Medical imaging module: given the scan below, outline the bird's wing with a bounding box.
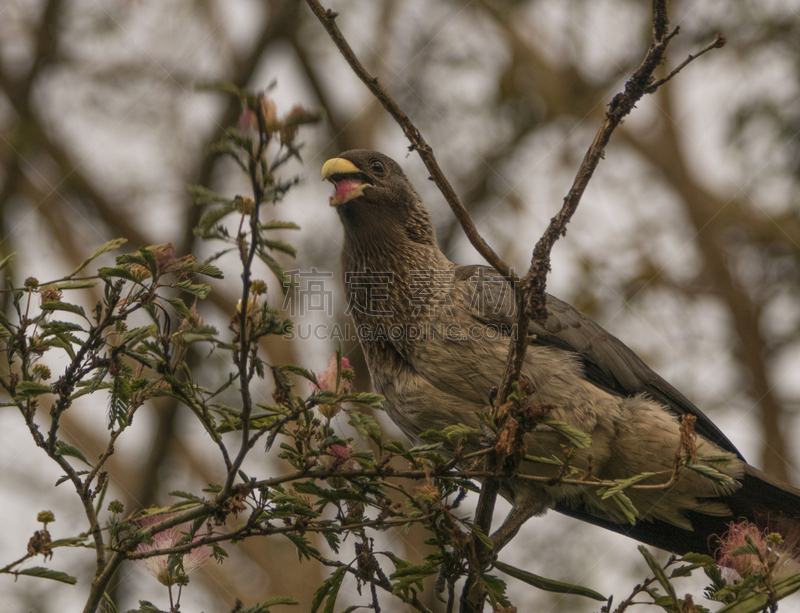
[455,264,743,459]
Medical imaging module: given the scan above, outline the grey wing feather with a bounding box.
[456,265,743,459]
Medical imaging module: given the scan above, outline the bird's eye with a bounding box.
[370,160,385,174]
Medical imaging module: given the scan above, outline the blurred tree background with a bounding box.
[1,0,799,611]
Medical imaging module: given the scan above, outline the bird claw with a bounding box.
[488,386,498,406]
[434,546,454,603]
[478,420,497,447]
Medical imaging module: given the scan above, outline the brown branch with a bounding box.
[466,0,713,610]
[309,550,436,613]
[125,512,438,560]
[304,1,729,611]
[645,33,726,93]
[523,0,676,322]
[304,0,512,281]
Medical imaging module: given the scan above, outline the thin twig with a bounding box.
[308,550,436,613]
[645,33,726,93]
[304,1,728,611]
[304,0,513,282]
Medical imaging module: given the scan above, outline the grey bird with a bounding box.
[321,149,800,556]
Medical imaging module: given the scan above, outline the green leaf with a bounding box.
[102,592,119,613]
[257,251,289,294]
[523,454,564,466]
[310,566,346,613]
[16,566,78,585]
[50,535,90,548]
[14,380,53,400]
[121,325,158,347]
[687,462,734,484]
[482,573,510,607]
[347,409,382,445]
[262,239,297,258]
[168,490,205,504]
[669,564,696,578]
[0,252,16,273]
[180,325,219,344]
[187,184,230,206]
[73,238,128,274]
[731,536,762,558]
[167,297,193,321]
[41,320,85,335]
[261,221,301,231]
[541,418,592,448]
[140,247,158,279]
[697,452,737,466]
[389,559,442,594]
[237,597,299,613]
[716,572,800,613]
[41,301,87,319]
[638,546,679,608]
[56,470,90,486]
[197,202,238,233]
[125,600,163,613]
[194,79,248,97]
[681,552,717,567]
[97,266,141,282]
[54,441,91,466]
[279,364,318,385]
[600,472,657,498]
[181,261,224,278]
[174,279,212,299]
[284,532,320,561]
[420,423,482,443]
[407,443,443,453]
[47,280,99,290]
[595,489,638,524]
[470,524,493,550]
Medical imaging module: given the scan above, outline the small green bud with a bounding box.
[25,277,39,289]
[32,364,51,381]
[108,500,124,514]
[37,510,55,525]
[318,403,341,420]
[250,279,267,295]
[234,195,255,215]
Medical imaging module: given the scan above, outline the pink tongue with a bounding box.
[336,178,361,200]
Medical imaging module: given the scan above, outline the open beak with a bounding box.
[321,158,369,206]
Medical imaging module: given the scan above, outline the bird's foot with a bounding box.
[478,420,497,448]
[490,505,536,553]
[434,546,457,603]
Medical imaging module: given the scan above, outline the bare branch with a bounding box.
[304,0,513,281]
[646,33,727,93]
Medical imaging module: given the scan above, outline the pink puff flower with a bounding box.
[318,442,360,471]
[717,520,800,581]
[312,354,354,419]
[135,514,212,586]
[717,521,770,578]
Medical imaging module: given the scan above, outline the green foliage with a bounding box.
[493,560,606,601]
[3,83,800,613]
[15,566,78,585]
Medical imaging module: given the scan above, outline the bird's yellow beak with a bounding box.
[321,157,368,206]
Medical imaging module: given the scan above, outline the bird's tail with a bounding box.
[726,466,800,547]
[555,465,800,558]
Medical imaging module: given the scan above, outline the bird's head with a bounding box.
[321,150,437,247]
